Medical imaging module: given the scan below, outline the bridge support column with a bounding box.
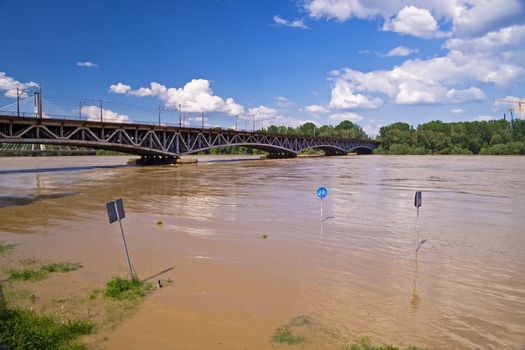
[266,152,297,159]
[136,155,179,165]
[324,150,347,156]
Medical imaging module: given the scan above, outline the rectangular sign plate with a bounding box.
[414,191,422,208]
[106,201,118,223]
[115,198,125,220]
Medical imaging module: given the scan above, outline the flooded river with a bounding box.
[1,155,524,349]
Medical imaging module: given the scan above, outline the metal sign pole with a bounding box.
[416,206,420,251]
[106,199,135,280]
[115,202,134,279]
[414,191,422,251]
[321,197,324,222]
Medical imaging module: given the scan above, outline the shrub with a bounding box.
[104,277,153,300]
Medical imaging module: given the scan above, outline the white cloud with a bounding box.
[305,104,330,114]
[361,121,384,137]
[383,6,448,39]
[108,79,244,116]
[383,46,418,57]
[248,105,278,119]
[451,0,524,38]
[108,82,131,94]
[329,112,363,122]
[303,0,525,38]
[475,115,495,121]
[395,81,447,104]
[446,87,486,103]
[327,24,525,106]
[328,80,383,109]
[445,24,525,54]
[242,104,318,128]
[0,72,38,98]
[305,0,376,21]
[451,108,465,114]
[76,61,98,68]
[128,87,154,97]
[492,95,525,113]
[274,96,294,107]
[81,105,129,123]
[273,15,308,29]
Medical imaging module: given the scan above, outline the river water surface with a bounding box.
[0,155,524,349]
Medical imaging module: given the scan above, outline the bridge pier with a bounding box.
[324,150,348,156]
[266,152,297,159]
[136,155,179,165]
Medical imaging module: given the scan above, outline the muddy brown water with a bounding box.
[0,155,524,349]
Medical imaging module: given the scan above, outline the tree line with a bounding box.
[374,119,525,155]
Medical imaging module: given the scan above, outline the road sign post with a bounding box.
[106,198,135,279]
[414,191,422,251]
[316,187,328,222]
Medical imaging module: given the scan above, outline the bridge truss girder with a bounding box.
[0,115,376,158]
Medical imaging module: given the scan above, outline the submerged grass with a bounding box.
[104,277,153,300]
[272,325,305,345]
[42,262,82,273]
[8,262,82,281]
[0,283,93,350]
[0,242,16,255]
[341,337,421,350]
[0,307,93,350]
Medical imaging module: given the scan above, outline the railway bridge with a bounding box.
[0,113,377,164]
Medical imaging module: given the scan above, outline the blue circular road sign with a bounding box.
[316,187,328,199]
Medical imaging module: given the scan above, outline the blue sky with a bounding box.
[1,0,524,135]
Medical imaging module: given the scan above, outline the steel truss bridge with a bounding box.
[0,114,377,164]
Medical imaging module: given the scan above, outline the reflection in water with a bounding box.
[0,192,77,208]
[411,251,421,310]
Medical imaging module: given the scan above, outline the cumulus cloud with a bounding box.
[328,80,383,109]
[76,61,98,68]
[383,6,448,39]
[475,115,495,121]
[303,0,525,38]
[0,72,38,98]
[248,105,278,119]
[305,104,330,114]
[383,46,419,57]
[273,15,308,29]
[451,108,465,114]
[360,119,384,137]
[108,82,131,94]
[326,24,525,106]
[451,0,524,38]
[305,0,376,21]
[329,112,363,122]
[108,79,244,116]
[446,87,486,103]
[274,96,294,107]
[81,105,129,123]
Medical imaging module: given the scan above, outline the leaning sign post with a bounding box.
[414,191,422,251]
[316,187,328,222]
[106,198,135,279]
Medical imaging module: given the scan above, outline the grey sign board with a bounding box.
[414,191,422,208]
[106,198,125,223]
